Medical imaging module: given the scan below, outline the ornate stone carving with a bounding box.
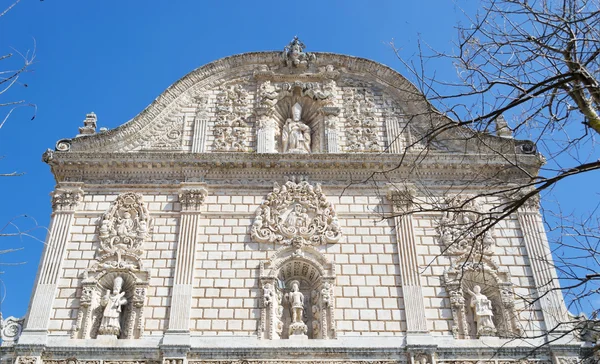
[51,187,83,211]
[98,275,128,336]
[17,357,38,364]
[443,259,522,339]
[466,285,496,336]
[78,112,97,136]
[343,88,382,152]
[282,103,311,154]
[281,36,316,68]
[213,85,250,152]
[437,195,495,258]
[179,188,208,210]
[98,192,152,261]
[251,181,342,247]
[259,246,336,340]
[0,315,24,346]
[387,184,416,213]
[284,280,308,338]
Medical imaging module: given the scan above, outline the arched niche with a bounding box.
[255,80,338,154]
[258,246,336,340]
[443,257,522,339]
[73,255,149,340]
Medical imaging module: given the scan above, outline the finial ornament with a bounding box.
[282,36,316,68]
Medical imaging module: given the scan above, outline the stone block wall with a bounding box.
[44,185,544,339]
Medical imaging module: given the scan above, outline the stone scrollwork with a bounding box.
[0,315,24,346]
[343,88,382,152]
[98,192,152,261]
[213,85,250,152]
[437,195,496,258]
[251,181,342,247]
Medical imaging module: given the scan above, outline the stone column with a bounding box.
[321,107,340,153]
[163,187,207,353]
[20,184,83,346]
[387,186,429,335]
[255,107,278,153]
[516,197,569,333]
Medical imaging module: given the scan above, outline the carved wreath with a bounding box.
[251,181,342,247]
[98,192,152,258]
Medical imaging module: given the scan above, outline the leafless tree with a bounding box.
[373,0,599,360]
[0,0,36,177]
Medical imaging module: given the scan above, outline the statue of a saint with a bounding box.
[284,204,309,229]
[98,276,128,336]
[116,211,135,238]
[466,285,496,336]
[286,281,305,324]
[282,103,311,153]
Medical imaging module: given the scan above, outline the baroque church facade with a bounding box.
[1,39,585,363]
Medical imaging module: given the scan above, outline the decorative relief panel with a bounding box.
[251,181,342,247]
[213,85,251,152]
[98,193,152,262]
[343,88,382,152]
[73,192,151,340]
[437,195,495,258]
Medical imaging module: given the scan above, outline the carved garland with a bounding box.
[251,181,342,247]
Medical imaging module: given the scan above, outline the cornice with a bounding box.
[46,150,541,185]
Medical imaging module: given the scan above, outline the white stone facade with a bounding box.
[3,40,584,364]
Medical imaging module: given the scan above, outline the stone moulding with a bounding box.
[251,180,342,247]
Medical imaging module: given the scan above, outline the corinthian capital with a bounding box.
[386,184,416,213]
[179,188,208,211]
[51,187,84,212]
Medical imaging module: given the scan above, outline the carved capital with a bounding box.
[179,188,208,211]
[51,187,83,211]
[386,184,416,213]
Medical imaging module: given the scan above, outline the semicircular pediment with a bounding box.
[54,39,535,160]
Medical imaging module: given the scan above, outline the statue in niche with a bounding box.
[98,276,128,336]
[284,204,310,229]
[282,103,311,153]
[285,280,307,338]
[466,285,496,336]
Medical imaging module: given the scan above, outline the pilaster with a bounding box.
[164,186,207,351]
[387,185,429,334]
[322,107,340,153]
[516,195,570,334]
[256,107,277,153]
[19,184,83,346]
[385,113,404,154]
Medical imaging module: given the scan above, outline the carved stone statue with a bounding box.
[116,212,136,238]
[282,36,316,68]
[282,103,311,153]
[467,285,496,336]
[98,276,128,337]
[284,204,310,229]
[285,280,307,338]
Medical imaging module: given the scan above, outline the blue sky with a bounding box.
[0,1,596,319]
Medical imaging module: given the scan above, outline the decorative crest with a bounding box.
[98,192,152,260]
[251,181,342,247]
[437,195,495,257]
[282,36,316,68]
